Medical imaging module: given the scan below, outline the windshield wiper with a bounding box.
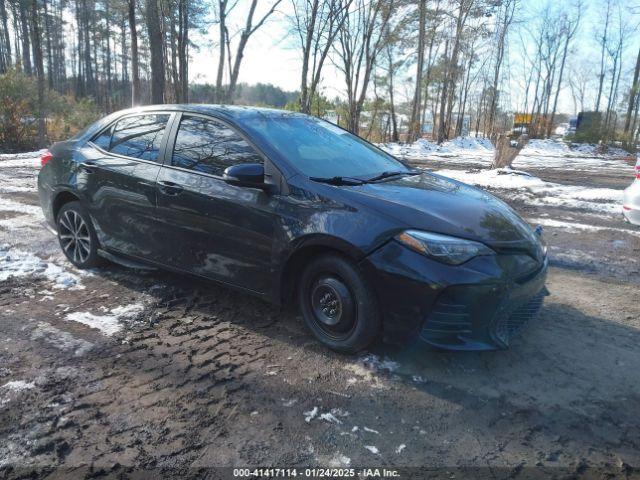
[365,170,420,183]
[309,176,365,186]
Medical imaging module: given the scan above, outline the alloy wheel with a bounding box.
[58,210,92,264]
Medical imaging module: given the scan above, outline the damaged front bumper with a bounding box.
[361,240,549,350]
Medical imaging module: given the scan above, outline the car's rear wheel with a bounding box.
[56,201,104,269]
[298,254,380,353]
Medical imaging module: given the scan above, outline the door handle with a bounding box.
[80,161,97,173]
[158,180,184,196]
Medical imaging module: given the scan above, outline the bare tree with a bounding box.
[486,0,517,136]
[594,0,613,113]
[624,45,640,138]
[291,0,351,114]
[333,0,393,133]
[227,0,282,102]
[547,2,582,137]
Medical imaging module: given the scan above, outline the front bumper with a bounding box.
[361,240,548,350]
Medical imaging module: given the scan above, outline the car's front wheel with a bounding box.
[56,201,104,269]
[298,254,380,353]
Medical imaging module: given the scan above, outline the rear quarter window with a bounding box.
[91,113,170,162]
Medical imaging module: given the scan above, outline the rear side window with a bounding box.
[93,114,170,162]
[171,115,262,176]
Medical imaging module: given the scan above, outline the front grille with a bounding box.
[493,290,546,345]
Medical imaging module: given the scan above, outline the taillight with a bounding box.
[636,166,640,180]
[40,150,53,167]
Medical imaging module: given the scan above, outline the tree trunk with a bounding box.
[170,11,180,102]
[30,0,46,147]
[0,0,11,72]
[594,0,611,113]
[408,0,426,142]
[624,46,640,137]
[19,0,32,75]
[43,0,54,87]
[491,134,528,169]
[215,0,227,102]
[386,46,398,142]
[82,0,94,97]
[178,0,188,102]
[145,0,164,103]
[547,34,570,137]
[299,0,319,114]
[128,0,141,105]
[105,0,112,111]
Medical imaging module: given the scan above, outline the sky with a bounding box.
[185,0,639,115]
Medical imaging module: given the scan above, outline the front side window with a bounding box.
[96,114,170,162]
[172,115,262,176]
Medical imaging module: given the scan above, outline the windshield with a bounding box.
[243,114,409,179]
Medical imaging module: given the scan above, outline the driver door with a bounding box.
[155,113,278,294]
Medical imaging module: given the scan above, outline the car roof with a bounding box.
[112,104,301,123]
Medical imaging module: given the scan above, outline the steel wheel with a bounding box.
[58,209,92,264]
[308,274,356,340]
[298,254,381,353]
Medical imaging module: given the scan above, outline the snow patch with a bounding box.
[435,168,624,216]
[530,217,640,236]
[0,380,36,408]
[0,154,42,168]
[1,380,35,393]
[319,412,342,424]
[0,197,42,216]
[0,245,82,288]
[379,137,633,174]
[316,452,351,468]
[304,406,319,423]
[396,444,406,454]
[66,303,145,336]
[364,445,380,455]
[328,454,351,467]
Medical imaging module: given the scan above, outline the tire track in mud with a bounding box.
[1,285,274,475]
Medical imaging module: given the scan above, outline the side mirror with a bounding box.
[223,163,267,189]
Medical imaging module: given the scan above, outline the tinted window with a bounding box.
[92,125,113,150]
[106,114,170,161]
[243,115,408,179]
[172,116,262,176]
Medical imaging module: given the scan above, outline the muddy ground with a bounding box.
[0,152,639,478]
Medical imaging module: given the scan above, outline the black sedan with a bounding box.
[38,105,548,353]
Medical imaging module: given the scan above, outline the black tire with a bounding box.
[56,201,105,269]
[298,253,380,353]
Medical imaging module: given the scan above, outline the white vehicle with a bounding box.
[623,156,640,225]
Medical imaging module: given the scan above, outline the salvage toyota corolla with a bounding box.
[38,105,548,353]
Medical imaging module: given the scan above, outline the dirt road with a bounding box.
[1,151,639,477]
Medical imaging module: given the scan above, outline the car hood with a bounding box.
[342,172,540,251]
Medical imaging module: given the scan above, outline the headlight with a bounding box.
[395,230,495,265]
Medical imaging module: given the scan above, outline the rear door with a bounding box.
[155,113,278,294]
[78,112,172,259]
